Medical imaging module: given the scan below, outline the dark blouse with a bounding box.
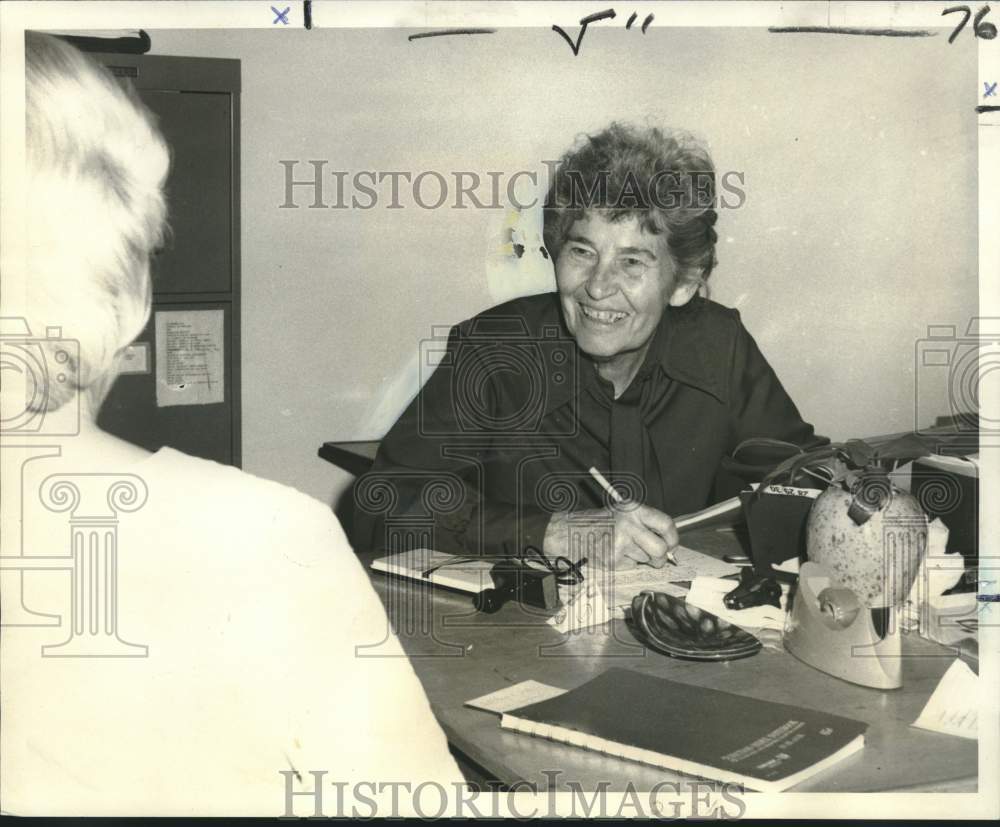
[353,293,826,557]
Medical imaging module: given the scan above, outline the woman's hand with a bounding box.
[543,503,679,569]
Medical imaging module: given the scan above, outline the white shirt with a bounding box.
[1,447,462,816]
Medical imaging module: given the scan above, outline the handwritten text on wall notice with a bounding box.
[154,309,225,407]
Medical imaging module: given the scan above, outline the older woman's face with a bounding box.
[556,212,689,361]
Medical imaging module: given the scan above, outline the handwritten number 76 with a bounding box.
[942,4,997,42]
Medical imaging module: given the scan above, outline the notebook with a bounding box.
[499,668,867,792]
[370,548,495,593]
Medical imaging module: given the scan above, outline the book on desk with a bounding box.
[495,668,868,793]
[370,548,495,593]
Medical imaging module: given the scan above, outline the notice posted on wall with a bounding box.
[154,309,225,407]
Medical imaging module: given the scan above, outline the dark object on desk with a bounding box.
[474,559,560,614]
[943,569,977,595]
[740,485,819,580]
[739,432,942,580]
[716,437,822,499]
[627,591,762,661]
[723,567,783,611]
[500,668,868,792]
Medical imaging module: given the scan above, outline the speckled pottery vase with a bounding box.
[806,484,928,609]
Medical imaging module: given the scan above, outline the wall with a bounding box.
[148,27,978,510]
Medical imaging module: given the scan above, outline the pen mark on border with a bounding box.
[552,8,617,56]
[768,26,936,37]
[976,104,1000,112]
[408,28,497,42]
[303,0,312,30]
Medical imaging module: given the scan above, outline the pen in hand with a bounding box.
[587,466,678,567]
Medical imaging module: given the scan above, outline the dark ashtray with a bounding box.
[626,590,762,661]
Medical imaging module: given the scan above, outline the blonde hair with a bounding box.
[24,32,169,414]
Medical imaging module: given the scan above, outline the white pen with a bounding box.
[588,466,624,504]
[587,466,678,566]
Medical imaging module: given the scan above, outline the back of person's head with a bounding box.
[23,31,169,416]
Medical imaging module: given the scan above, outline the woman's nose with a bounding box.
[585,259,618,300]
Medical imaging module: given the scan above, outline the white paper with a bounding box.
[465,680,567,715]
[773,556,801,575]
[548,579,614,634]
[587,545,741,615]
[902,519,968,642]
[118,342,150,375]
[370,549,494,594]
[912,659,978,740]
[155,310,225,407]
[685,576,789,633]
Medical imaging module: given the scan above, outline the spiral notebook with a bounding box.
[499,668,867,792]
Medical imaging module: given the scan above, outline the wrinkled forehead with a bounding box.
[565,208,669,247]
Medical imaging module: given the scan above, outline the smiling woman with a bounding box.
[547,124,716,397]
[556,212,696,396]
[355,122,827,571]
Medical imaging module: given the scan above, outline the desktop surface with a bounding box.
[358,527,977,793]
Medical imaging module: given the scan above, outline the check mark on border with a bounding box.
[552,9,617,56]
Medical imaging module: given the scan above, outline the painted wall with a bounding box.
[148,27,978,510]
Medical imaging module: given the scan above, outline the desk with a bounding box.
[319,424,976,479]
[320,424,978,482]
[360,527,977,793]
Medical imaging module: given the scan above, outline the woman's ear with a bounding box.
[667,274,702,307]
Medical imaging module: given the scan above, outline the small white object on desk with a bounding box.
[548,579,614,634]
[773,556,800,576]
[465,680,567,715]
[912,659,978,740]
